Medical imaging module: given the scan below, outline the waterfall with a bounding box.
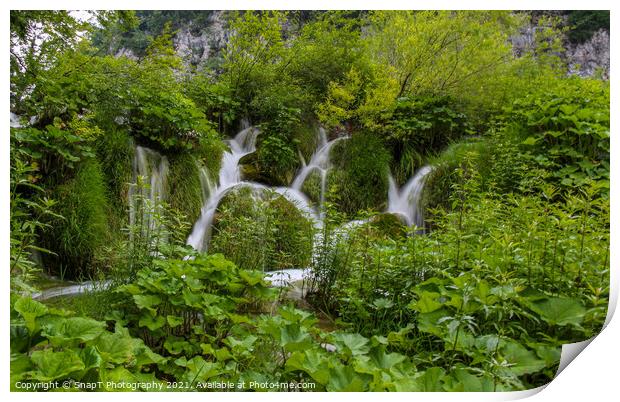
[10,112,21,128]
[291,131,348,219]
[187,126,342,253]
[187,126,260,252]
[387,166,433,229]
[128,146,169,236]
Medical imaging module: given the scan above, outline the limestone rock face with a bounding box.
[173,11,229,68]
[566,29,610,79]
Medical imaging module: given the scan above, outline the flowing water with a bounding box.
[291,130,347,220]
[128,146,169,237]
[187,126,260,251]
[387,165,433,229]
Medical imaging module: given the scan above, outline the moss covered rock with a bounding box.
[167,152,203,229]
[327,132,391,217]
[210,187,315,271]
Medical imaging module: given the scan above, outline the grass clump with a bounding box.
[41,159,110,280]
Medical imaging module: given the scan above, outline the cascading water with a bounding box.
[387,165,433,229]
[10,112,21,128]
[128,146,169,236]
[187,126,260,252]
[187,126,338,253]
[291,129,347,219]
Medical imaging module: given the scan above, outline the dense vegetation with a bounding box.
[10,10,609,392]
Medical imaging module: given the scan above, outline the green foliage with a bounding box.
[10,295,163,391]
[566,11,609,44]
[40,160,110,279]
[328,133,391,216]
[9,10,611,393]
[501,78,609,195]
[167,153,204,228]
[211,188,315,271]
[116,254,275,358]
[386,95,472,183]
[95,129,134,230]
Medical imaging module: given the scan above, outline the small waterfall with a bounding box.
[198,165,216,203]
[387,166,433,229]
[128,146,169,236]
[10,112,22,128]
[187,127,260,252]
[291,130,348,218]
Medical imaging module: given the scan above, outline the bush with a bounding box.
[328,133,391,216]
[166,152,203,229]
[210,187,315,271]
[41,160,110,279]
[501,77,609,196]
[385,96,472,183]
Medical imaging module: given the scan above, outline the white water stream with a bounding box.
[387,165,433,229]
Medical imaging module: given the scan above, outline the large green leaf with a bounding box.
[331,332,370,356]
[279,324,313,352]
[133,294,162,313]
[181,356,221,385]
[95,332,134,364]
[30,349,85,381]
[409,291,443,313]
[327,364,368,391]
[285,349,331,385]
[43,317,106,346]
[415,367,446,391]
[14,297,48,333]
[500,341,547,376]
[524,296,586,326]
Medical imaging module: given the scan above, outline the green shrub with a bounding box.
[10,295,164,391]
[166,152,203,229]
[95,129,134,230]
[41,160,110,279]
[385,95,472,183]
[501,77,609,196]
[210,187,315,271]
[328,133,391,216]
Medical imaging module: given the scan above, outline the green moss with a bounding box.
[41,159,110,279]
[423,139,492,212]
[167,152,203,229]
[195,135,226,183]
[300,170,323,206]
[295,121,322,163]
[345,213,407,242]
[95,129,134,232]
[211,187,315,271]
[328,133,391,217]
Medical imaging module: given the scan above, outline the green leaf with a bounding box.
[95,332,134,364]
[331,332,370,356]
[410,291,443,313]
[166,315,184,328]
[501,341,547,376]
[30,349,85,381]
[14,297,48,333]
[133,294,162,313]
[43,317,106,345]
[139,313,166,330]
[524,297,586,326]
[327,364,368,391]
[285,349,330,385]
[416,367,446,391]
